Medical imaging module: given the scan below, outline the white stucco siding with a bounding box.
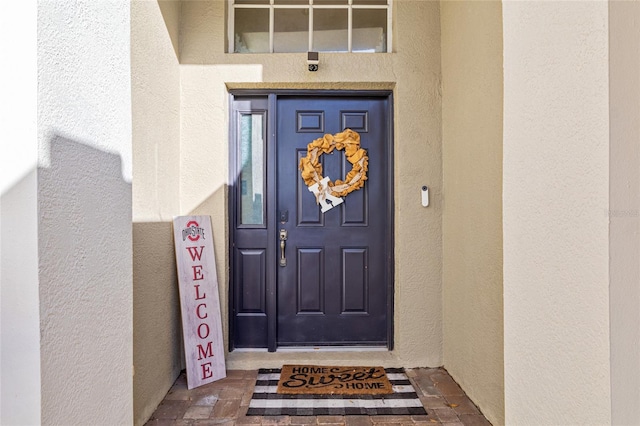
[37,1,133,424]
[503,1,611,424]
[0,3,40,424]
[37,0,133,182]
[133,0,181,222]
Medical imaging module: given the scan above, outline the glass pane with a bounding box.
[235,0,269,4]
[352,8,387,52]
[274,0,309,4]
[313,9,347,52]
[352,0,387,5]
[239,114,265,225]
[274,9,309,53]
[235,8,270,53]
[313,0,348,5]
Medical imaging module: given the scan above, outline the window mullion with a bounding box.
[309,2,313,52]
[387,0,392,52]
[348,0,353,52]
[269,0,274,53]
[228,0,234,52]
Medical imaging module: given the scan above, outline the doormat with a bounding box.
[247,368,427,416]
[277,365,393,395]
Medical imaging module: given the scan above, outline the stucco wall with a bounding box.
[133,0,182,222]
[503,2,611,424]
[178,0,443,368]
[37,1,133,424]
[609,1,640,424]
[131,1,183,425]
[440,2,504,424]
[0,169,40,426]
[0,3,40,423]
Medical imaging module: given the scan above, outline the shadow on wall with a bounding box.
[132,185,227,426]
[37,134,133,424]
[157,0,181,60]
[132,221,182,426]
[0,166,39,426]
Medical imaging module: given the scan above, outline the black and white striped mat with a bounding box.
[246,368,427,416]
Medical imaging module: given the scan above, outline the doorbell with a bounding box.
[421,185,429,207]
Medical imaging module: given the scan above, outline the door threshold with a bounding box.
[276,346,388,353]
[232,346,389,353]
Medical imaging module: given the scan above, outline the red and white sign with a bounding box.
[173,215,226,389]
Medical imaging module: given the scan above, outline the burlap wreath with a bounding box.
[298,129,368,200]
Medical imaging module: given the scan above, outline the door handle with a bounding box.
[279,229,288,267]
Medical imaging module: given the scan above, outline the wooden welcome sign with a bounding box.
[173,216,226,389]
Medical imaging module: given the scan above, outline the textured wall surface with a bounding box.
[609,1,640,424]
[132,222,182,426]
[503,2,611,424]
[37,1,133,424]
[440,2,504,424]
[0,170,40,426]
[131,1,183,424]
[133,0,181,222]
[178,0,443,369]
[0,1,41,424]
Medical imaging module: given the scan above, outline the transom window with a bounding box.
[230,0,392,53]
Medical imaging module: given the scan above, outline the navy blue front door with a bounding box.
[230,92,393,350]
[276,95,391,346]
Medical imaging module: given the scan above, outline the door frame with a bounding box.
[228,89,395,352]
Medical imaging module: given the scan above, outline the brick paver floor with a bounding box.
[145,368,492,425]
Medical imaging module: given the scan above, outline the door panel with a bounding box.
[296,149,324,226]
[297,248,325,312]
[230,92,392,350]
[342,248,368,313]
[276,96,390,346]
[236,249,266,313]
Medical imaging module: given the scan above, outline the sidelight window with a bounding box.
[230,0,392,53]
[238,112,266,226]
